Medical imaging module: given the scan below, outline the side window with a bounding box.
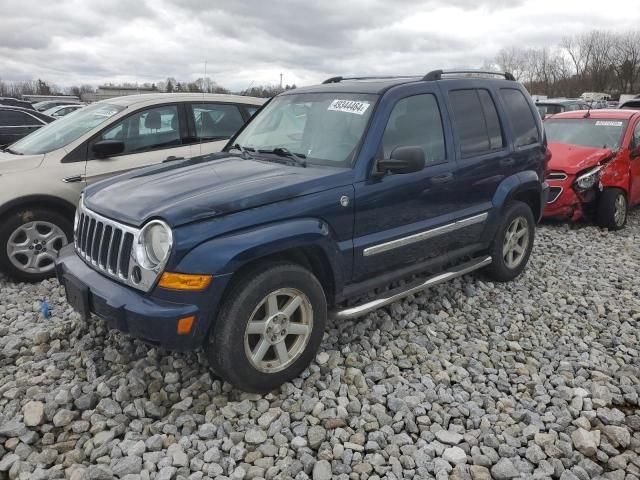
[379,93,446,166]
[449,89,504,157]
[246,106,259,117]
[190,103,245,140]
[633,122,640,148]
[98,105,181,154]
[478,90,504,150]
[0,111,40,126]
[500,88,540,147]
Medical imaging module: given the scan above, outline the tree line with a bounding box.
[0,76,296,100]
[494,29,640,98]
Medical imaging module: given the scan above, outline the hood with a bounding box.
[84,154,352,227]
[547,142,614,175]
[0,151,45,174]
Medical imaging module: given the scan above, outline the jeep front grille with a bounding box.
[74,202,159,292]
[75,206,136,280]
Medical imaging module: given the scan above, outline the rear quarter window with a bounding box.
[500,88,539,148]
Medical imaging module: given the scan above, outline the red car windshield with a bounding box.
[545,118,628,150]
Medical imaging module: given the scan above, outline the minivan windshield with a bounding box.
[545,118,628,150]
[9,103,125,155]
[232,92,378,167]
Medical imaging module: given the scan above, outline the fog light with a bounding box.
[177,315,195,335]
[158,272,212,291]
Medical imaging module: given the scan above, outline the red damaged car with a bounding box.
[543,109,640,230]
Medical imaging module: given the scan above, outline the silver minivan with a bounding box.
[0,93,265,281]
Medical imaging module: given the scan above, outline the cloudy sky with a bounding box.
[1,0,639,90]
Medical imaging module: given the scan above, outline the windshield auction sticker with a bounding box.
[328,99,370,115]
[595,121,623,126]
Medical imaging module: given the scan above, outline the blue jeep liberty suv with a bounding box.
[56,70,549,392]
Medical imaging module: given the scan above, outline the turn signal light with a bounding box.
[158,272,212,291]
[177,315,195,335]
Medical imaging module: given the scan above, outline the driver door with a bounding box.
[629,120,640,205]
[84,104,191,185]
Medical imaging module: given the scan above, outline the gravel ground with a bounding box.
[0,211,639,480]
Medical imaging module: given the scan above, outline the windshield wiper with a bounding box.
[258,147,307,167]
[231,143,255,160]
[3,147,22,155]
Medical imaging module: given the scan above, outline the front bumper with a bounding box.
[543,177,595,222]
[55,244,230,351]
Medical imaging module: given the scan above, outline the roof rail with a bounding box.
[423,69,516,81]
[321,75,420,84]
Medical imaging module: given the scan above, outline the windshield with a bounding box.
[545,119,628,150]
[9,103,125,155]
[232,92,377,167]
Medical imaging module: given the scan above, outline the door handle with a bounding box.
[500,158,515,166]
[63,175,83,183]
[431,173,454,184]
[163,156,184,163]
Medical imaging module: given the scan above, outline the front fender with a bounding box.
[173,217,345,292]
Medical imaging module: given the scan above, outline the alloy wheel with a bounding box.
[6,221,68,274]
[614,193,627,227]
[502,216,529,269]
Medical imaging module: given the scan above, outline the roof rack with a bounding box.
[423,69,516,81]
[321,75,420,84]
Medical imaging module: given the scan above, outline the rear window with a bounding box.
[449,89,503,157]
[500,89,539,147]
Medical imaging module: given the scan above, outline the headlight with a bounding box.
[135,220,173,270]
[574,166,602,190]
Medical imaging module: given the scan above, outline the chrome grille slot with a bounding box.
[73,201,162,291]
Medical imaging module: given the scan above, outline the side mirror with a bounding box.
[92,140,124,159]
[377,146,426,175]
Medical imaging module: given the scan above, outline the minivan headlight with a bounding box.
[135,220,173,270]
[574,166,602,190]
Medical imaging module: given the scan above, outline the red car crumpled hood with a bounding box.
[547,142,613,175]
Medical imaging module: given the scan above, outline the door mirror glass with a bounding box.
[378,146,425,174]
[92,139,125,158]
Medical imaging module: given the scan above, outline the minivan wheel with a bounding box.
[597,188,627,230]
[206,263,327,392]
[0,208,72,282]
[484,201,535,282]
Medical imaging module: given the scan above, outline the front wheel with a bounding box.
[206,263,327,392]
[484,201,535,282]
[0,208,72,282]
[597,188,627,230]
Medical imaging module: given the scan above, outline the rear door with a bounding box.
[353,86,467,281]
[185,103,247,157]
[84,103,192,185]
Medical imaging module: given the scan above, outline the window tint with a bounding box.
[0,111,39,126]
[500,88,539,147]
[190,103,244,140]
[379,94,446,166]
[98,105,181,155]
[449,89,503,157]
[478,90,503,150]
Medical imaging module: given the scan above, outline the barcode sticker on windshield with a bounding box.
[595,121,623,126]
[328,99,370,115]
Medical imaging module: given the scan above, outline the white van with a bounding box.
[0,93,264,281]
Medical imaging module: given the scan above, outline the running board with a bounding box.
[333,256,492,320]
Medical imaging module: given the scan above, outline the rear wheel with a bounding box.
[206,263,327,392]
[0,208,72,282]
[597,188,627,230]
[484,201,535,282]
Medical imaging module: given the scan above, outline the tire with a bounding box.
[597,188,627,230]
[484,201,535,282]
[0,207,73,282]
[206,263,327,392]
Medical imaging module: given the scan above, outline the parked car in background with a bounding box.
[543,109,640,229]
[536,98,590,118]
[42,104,85,118]
[620,99,640,110]
[0,106,54,148]
[56,70,548,392]
[0,93,265,281]
[32,99,82,112]
[0,97,35,110]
